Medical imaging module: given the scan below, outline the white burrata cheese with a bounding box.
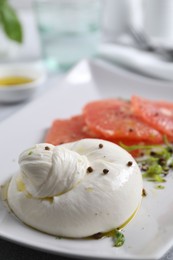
[7,139,143,238]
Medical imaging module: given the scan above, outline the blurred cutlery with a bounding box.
[128,26,173,61]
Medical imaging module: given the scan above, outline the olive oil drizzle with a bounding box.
[0,76,33,86]
[91,205,140,247]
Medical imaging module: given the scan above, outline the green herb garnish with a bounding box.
[142,164,166,183]
[120,136,173,184]
[55,236,63,239]
[113,230,125,247]
[155,185,165,190]
[92,229,125,247]
[120,142,161,152]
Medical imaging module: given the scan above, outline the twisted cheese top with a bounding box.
[19,143,89,198]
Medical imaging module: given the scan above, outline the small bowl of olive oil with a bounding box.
[0,63,46,103]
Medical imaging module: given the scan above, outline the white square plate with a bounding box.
[0,59,173,259]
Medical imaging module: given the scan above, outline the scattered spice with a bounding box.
[140,152,144,157]
[142,188,147,197]
[163,166,169,172]
[150,151,157,156]
[121,136,173,184]
[98,143,103,149]
[92,232,103,239]
[168,163,173,168]
[103,169,109,175]
[127,161,133,167]
[28,151,33,155]
[167,147,173,154]
[128,128,133,132]
[45,146,50,150]
[141,165,148,171]
[87,166,93,173]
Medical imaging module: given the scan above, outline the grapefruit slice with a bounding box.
[83,99,163,143]
[45,115,94,145]
[131,96,173,140]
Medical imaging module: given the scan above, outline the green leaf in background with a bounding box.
[0,0,23,43]
[0,0,7,5]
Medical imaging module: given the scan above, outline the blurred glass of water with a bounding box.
[34,0,101,73]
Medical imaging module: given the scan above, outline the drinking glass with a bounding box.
[34,0,101,73]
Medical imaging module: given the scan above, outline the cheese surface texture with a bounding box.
[7,139,143,238]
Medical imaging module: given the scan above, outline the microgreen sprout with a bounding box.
[113,230,125,247]
[120,136,173,183]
